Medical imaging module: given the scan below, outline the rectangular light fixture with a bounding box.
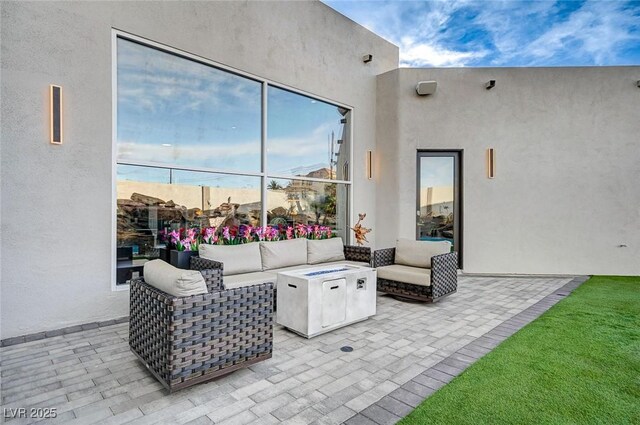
[366,150,373,180]
[487,148,495,178]
[50,84,63,144]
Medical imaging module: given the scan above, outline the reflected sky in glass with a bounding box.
[116,38,261,173]
[267,87,348,179]
[420,156,454,187]
[116,38,351,185]
[117,164,170,184]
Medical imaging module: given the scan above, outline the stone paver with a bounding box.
[0,276,581,424]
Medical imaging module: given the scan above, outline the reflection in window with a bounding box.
[266,178,348,241]
[116,165,261,262]
[267,86,350,180]
[116,38,261,173]
[115,37,353,284]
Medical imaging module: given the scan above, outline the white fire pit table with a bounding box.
[276,265,377,338]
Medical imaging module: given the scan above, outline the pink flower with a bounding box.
[169,230,181,244]
[286,226,293,240]
[203,227,216,244]
[222,227,230,241]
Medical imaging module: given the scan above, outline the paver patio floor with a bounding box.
[0,276,572,425]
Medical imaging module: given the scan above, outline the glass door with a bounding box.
[417,151,462,265]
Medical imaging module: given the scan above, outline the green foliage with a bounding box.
[401,276,640,425]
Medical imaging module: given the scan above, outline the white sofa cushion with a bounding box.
[260,238,307,270]
[377,264,431,287]
[307,237,346,264]
[199,243,262,276]
[394,239,451,269]
[223,271,277,290]
[143,259,208,297]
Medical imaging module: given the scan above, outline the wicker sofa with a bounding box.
[373,239,458,302]
[196,238,371,291]
[129,258,273,392]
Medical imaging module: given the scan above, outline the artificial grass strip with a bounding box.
[400,276,640,425]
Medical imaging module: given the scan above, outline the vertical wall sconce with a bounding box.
[50,84,63,144]
[366,150,373,180]
[487,148,495,178]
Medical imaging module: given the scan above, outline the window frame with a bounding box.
[111,30,353,290]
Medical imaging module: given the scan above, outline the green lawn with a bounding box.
[400,276,640,425]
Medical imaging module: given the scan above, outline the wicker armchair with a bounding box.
[373,248,457,302]
[344,244,372,265]
[129,257,274,392]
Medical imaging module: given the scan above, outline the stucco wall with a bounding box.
[376,67,640,275]
[0,1,398,339]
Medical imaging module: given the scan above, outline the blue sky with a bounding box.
[324,0,640,67]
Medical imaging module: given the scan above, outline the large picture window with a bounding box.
[114,34,352,285]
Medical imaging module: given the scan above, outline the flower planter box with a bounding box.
[169,250,198,269]
[158,247,170,263]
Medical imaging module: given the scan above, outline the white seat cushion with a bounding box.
[260,238,307,270]
[143,259,208,297]
[376,264,431,287]
[307,238,346,264]
[199,243,262,276]
[223,271,277,290]
[395,239,451,269]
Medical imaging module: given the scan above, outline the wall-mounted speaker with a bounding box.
[50,85,63,144]
[416,81,437,96]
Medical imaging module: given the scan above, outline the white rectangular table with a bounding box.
[276,265,377,338]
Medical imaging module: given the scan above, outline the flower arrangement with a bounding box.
[160,224,335,251]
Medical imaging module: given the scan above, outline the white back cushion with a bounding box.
[260,238,307,270]
[307,237,345,264]
[143,259,208,297]
[394,239,451,269]
[199,243,262,276]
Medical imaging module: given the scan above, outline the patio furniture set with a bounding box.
[129,238,458,392]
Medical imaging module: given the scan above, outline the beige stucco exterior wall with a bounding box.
[376,67,640,275]
[0,1,398,339]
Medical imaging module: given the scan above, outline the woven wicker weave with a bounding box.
[344,245,372,264]
[129,272,273,391]
[373,248,457,302]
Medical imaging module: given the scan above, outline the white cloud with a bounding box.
[526,2,640,65]
[399,37,487,67]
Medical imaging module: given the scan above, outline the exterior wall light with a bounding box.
[363,54,373,63]
[366,150,373,180]
[487,148,495,178]
[50,84,63,144]
[486,80,496,90]
[637,80,640,88]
